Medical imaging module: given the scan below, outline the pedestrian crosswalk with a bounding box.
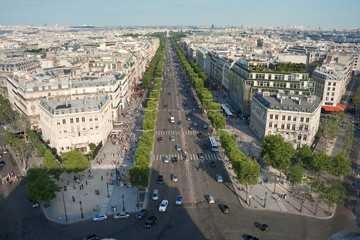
[155,130,208,135]
[152,153,219,161]
[158,109,189,112]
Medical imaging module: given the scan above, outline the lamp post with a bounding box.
[61,188,68,222]
[106,182,110,198]
[122,194,125,212]
[264,191,267,208]
[79,201,84,218]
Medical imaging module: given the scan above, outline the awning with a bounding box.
[322,104,345,112]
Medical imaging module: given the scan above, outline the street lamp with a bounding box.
[122,194,125,212]
[79,201,84,218]
[106,182,110,198]
[61,188,68,222]
[264,191,267,208]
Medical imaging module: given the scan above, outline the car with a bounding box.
[170,117,175,123]
[114,121,123,126]
[197,132,203,138]
[163,155,169,163]
[206,195,215,204]
[83,234,100,240]
[32,201,40,208]
[202,143,209,150]
[170,136,175,141]
[92,214,107,222]
[193,122,198,127]
[216,174,223,183]
[197,153,204,159]
[171,156,178,163]
[113,212,130,220]
[144,215,157,228]
[210,161,216,168]
[203,124,208,129]
[171,174,178,182]
[220,204,229,214]
[0,160,5,167]
[159,200,169,212]
[175,144,181,151]
[186,117,191,121]
[157,175,164,184]
[175,195,183,205]
[152,189,159,200]
[178,121,182,125]
[259,223,269,232]
[157,137,163,142]
[188,126,194,130]
[245,235,260,240]
[136,209,148,219]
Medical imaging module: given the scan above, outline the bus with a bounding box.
[209,136,219,152]
[220,104,234,117]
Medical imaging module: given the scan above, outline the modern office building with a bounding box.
[250,92,322,148]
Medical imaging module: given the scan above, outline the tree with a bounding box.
[237,159,260,204]
[296,145,313,166]
[327,152,352,177]
[285,162,305,193]
[320,179,347,214]
[43,149,60,169]
[61,150,90,173]
[23,167,58,204]
[319,118,340,150]
[331,111,345,124]
[308,151,329,174]
[261,134,295,193]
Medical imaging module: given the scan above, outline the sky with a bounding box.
[0,0,359,29]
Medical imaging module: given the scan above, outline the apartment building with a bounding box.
[250,92,322,148]
[39,94,112,154]
[312,52,353,111]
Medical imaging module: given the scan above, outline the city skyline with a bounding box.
[0,0,359,29]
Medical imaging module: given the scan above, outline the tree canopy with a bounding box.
[61,150,90,173]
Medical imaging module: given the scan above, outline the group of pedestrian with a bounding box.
[1,170,19,184]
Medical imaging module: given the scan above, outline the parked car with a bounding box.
[83,234,100,240]
[206,195,215,204]
[32,201,40,208]
[136,209,148,219]
[203,124,208,129]
[157,137,163,142]
[144,215,157,228]
[178,121,182,125]
[245,235,260,240]
[92,214,107,222]
[197,153,204,159]
[170,136,175,141]
[157,175,164,184]
[171,174,178,182]
[113,212,130,220]
[186,117,191,121]
[159,200,169,212]
[210,161,216,168]
[152,189,159,201]
[216,174,223,183]
[259,223,269,232]
[171,156,178,163]
[188,126,194,130]
[197,132,203,138]
[175,144,181,151]
[219,204,229,214]
[202,143,209,150]
[163,155,169,163]
[0,160,6,167]
[193,122,198,127]
[175,195,183,206]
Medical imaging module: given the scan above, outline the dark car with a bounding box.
[144,215,157,228]
[220,204,229,214]
[197,132,203,138]
[157,137,163,142]
[0,160,5,167]
[245,235,260,240]
[202,144,209,150]
[83,234,100,240]
[136,209,148,219]
[210,161,216,168]
[157,175,164,184]
[259,223,269,232]
[178,121,182,126]
[171,157,178,163]
[197,153,204,159]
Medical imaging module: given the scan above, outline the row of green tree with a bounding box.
[170,32,226,129]
[261,134,351,213]
[129,32,166,187]
[219,130,260,203]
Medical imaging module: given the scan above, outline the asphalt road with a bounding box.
[0,38,359,240]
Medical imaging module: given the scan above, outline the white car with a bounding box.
[171,174,178,182]
[206,195,215,204]
[163,155,169,163]
[175,195,182,206]
[159,200,169,212]
[93,213,107,222]
[216,174,223,183]
[152,189,159,201]
[203,124,208,129]
[170,136,175,141]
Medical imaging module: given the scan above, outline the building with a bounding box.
[312,52,353,111]
[39,94,112,154]
[250,92,322,148]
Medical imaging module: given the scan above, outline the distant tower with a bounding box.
[211,24,214,29]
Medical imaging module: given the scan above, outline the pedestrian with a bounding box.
[86,181,88,185]
[72,196,75,202]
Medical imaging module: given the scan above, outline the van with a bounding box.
[170,117,175,123]
[114,121,123,126]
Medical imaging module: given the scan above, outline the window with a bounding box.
[70,118,74,123]
[326,92,329,96]
[82,117,85,122]
[270,114,273,120]
[328,82,331,86]
[332,92,335,96]
[306,118,309,123]
[275,115,278,120]
[332,88,335,91]
[57,121,60,125]
[269,122,273,128]
[327,87,330,90]
[274,124,278,128]
[89,117,93,121]
[281,124,285,129]
[282,116,286,120]
[298,135,302,140]
[62,119,66,124]
[333,82,336,86]
[287,124,290,130]
[305,125,309,130]
[299,125,303,130]
[293,117,296,121]
[76,118,79,123]
[288,116,291,121]
[300,117,304,122]
[304,135,307,141]
[95,116,98,121]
